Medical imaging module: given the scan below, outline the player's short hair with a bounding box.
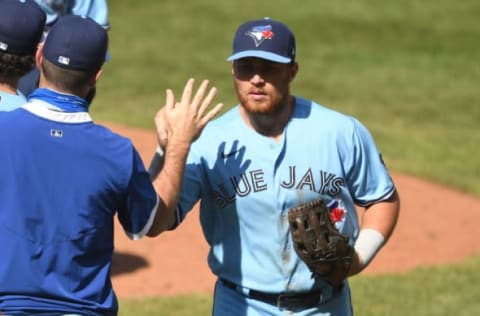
[0,51,35,82]
[40,58,97,96]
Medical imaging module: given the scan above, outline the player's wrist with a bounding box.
[354,228,385,270]
[165,138,191,154]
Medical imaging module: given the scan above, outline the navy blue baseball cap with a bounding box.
[43,15,108,71]
[227,18,296,64]
[0,0,46,55]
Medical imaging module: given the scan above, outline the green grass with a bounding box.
[93,0,480,196]
[350,255,480,316]
[118,255,480,316]
[118,294,212,316]
[96,1,480,314]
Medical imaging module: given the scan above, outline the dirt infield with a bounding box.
[106,123,480,299]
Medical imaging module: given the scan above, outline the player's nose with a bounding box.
[250,73,265,85]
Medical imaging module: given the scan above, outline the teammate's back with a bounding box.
[0,15,157,316]
[0,104,148,315]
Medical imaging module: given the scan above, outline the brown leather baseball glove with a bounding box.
[288,198,355,286]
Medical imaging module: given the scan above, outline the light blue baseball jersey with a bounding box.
[0,90,159,315]
[0,90,26,111]
[178,96,396,314]
[34,0,109,27]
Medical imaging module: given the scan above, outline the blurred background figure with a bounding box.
[34,0,109,29]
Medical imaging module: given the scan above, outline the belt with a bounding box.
[220,279,336,309]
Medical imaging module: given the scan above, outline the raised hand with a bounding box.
[155,78,223,149]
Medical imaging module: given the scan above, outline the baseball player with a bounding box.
[33,0,109,28]
[0,15,222,315]
[18,0,110,98]
[150,18,400,315]
[0,0,46,111]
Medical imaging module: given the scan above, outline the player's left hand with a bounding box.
[288,199,356,288]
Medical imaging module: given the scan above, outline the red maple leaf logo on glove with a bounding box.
[330,207,345,223]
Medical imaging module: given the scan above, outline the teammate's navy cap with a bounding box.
[227,17,296,64]
[0,0,46,55]
[43,15,108,71]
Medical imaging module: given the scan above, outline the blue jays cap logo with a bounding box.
[245,25,274,47]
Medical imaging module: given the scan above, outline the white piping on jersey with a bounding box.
[21,99,93,123]
[126,194,160,240]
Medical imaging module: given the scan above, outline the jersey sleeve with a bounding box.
[117,148,159,240]
[71,0,109,28]
[344,118,396,206]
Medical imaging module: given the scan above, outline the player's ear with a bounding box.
[87,68,103,89]
[289,62,299,82]
[35,44,44,68]
[94,68,104,82]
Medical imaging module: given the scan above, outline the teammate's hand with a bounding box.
[155,78,223,148]
[154,107,169,150]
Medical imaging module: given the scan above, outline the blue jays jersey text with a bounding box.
[178,97,395,293]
